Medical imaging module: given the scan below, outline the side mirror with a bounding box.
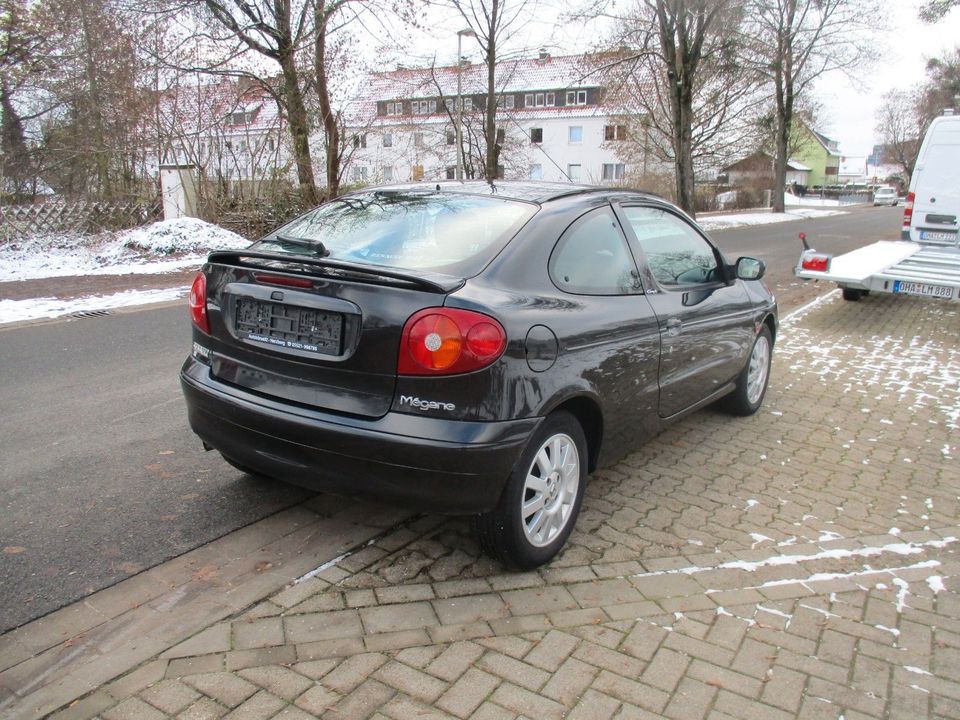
[736,257,765,281]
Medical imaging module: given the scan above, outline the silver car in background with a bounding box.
[873,187,898,206]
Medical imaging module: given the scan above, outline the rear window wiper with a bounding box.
[270,233,330,258]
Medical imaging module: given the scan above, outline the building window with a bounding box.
[351,166,368,182]
[567,164,581,181]
[604,125,627,141]
[503,95,515,110]
[383,132,393,148]
[463,97,472,112]
[446,166,456,179]
[414,132,424,147]
[546,92,555,106]
[429,99,437,113]
[353,133,367,149]
[530,127,543,144]
[530,163,542,180]
[566,90,587,106]
[524,93,534,107]
[383,166,393,182]
[496,127,505,143]
[568,126,583,144]
[446,130,455,146]
[602,163,626,180]
[413,164,424,181]
[385,101,402,115]
[535,93,545,107]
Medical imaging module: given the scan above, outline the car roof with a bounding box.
[351,180,662,205]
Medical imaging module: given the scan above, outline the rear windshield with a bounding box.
[254,190,537,277]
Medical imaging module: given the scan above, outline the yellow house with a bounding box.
[792,123,842,187]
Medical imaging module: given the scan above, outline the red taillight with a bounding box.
[801,253,830,272]
[399,308,507,375]
[902,191,915,228]
[189,272,210,334]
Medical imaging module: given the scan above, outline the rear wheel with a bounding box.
[721,326,772,416]
[474,411,587,569]
[842,287,864,301]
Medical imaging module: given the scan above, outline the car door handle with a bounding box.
[666,318,682,336]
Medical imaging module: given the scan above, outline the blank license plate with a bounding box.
[235,298,343,354]
[892,280,954,299]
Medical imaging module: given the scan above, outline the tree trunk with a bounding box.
[278,52,318,206]
[315,7,340,199]
[0,79,34,202]
[484,0,499,180]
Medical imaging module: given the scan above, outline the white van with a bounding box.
[903,113,960,246]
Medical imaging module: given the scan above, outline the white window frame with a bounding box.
[567,164,582,182]
[602,163,626,180]
[463,97,472,111]
[535,93,545,107]
[383,166,393,182]
[530,163,542,180]
[568,126,583,144]
[546,92,555,106]
[524,93,534,107]
[414,132,424,147]
[503,95,515,109]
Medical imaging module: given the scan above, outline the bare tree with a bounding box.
[920,0,959,22]
[0,0,43,200]
[439,0,536,180]
[188,0,319,205]
[597,1,757,215]
[743,0,881,212]
[874,89,921,183]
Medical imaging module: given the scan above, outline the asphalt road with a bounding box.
[0,205,904,632]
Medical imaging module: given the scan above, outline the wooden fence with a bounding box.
[0,200,162,242]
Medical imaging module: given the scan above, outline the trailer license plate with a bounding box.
[892,280,953,299]
[919,230,956,242]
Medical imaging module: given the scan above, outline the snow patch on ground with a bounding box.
[778,294,960,430]
[0,217,248,283]
[698,207,845,231]
[0,287,191,324]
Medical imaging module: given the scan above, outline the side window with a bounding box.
[549,208,638,295]
[622,206,720,287]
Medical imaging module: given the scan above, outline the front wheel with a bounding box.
[721,326,772,416]
[474,411,587,569]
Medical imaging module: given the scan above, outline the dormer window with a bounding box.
[566,90,587,106]
[227,103,260,126]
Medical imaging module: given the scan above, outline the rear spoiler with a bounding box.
[206,250,465,294]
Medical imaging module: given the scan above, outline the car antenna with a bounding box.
[799,232,812,251]
[436,183,441,192]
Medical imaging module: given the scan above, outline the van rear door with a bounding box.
[910,117,960,247]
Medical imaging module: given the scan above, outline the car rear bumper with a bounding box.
[180,357,538,513]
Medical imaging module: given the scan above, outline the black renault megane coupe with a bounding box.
[181,181,777,568]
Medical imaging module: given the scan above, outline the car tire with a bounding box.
[842,287,864,301]
[474,411,587,570]
[720,326,772,417]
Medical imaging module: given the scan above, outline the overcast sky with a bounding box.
[386,0,959,160]
[813,0,960,158]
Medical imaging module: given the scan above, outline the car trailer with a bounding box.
[795,234,960,302]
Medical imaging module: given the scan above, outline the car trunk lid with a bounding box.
[203,251,463,419]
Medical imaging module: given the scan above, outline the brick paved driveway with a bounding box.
[43,292,960,719]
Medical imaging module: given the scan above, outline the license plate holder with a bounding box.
[235,298,343,355]
[892,280,954,299]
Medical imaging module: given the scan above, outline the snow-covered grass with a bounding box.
[785,194,842,207]
[698,207,844,231]
[0,217,249,283]
[0,287,191,325]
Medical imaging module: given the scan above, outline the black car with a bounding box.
[181,182,777,568]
